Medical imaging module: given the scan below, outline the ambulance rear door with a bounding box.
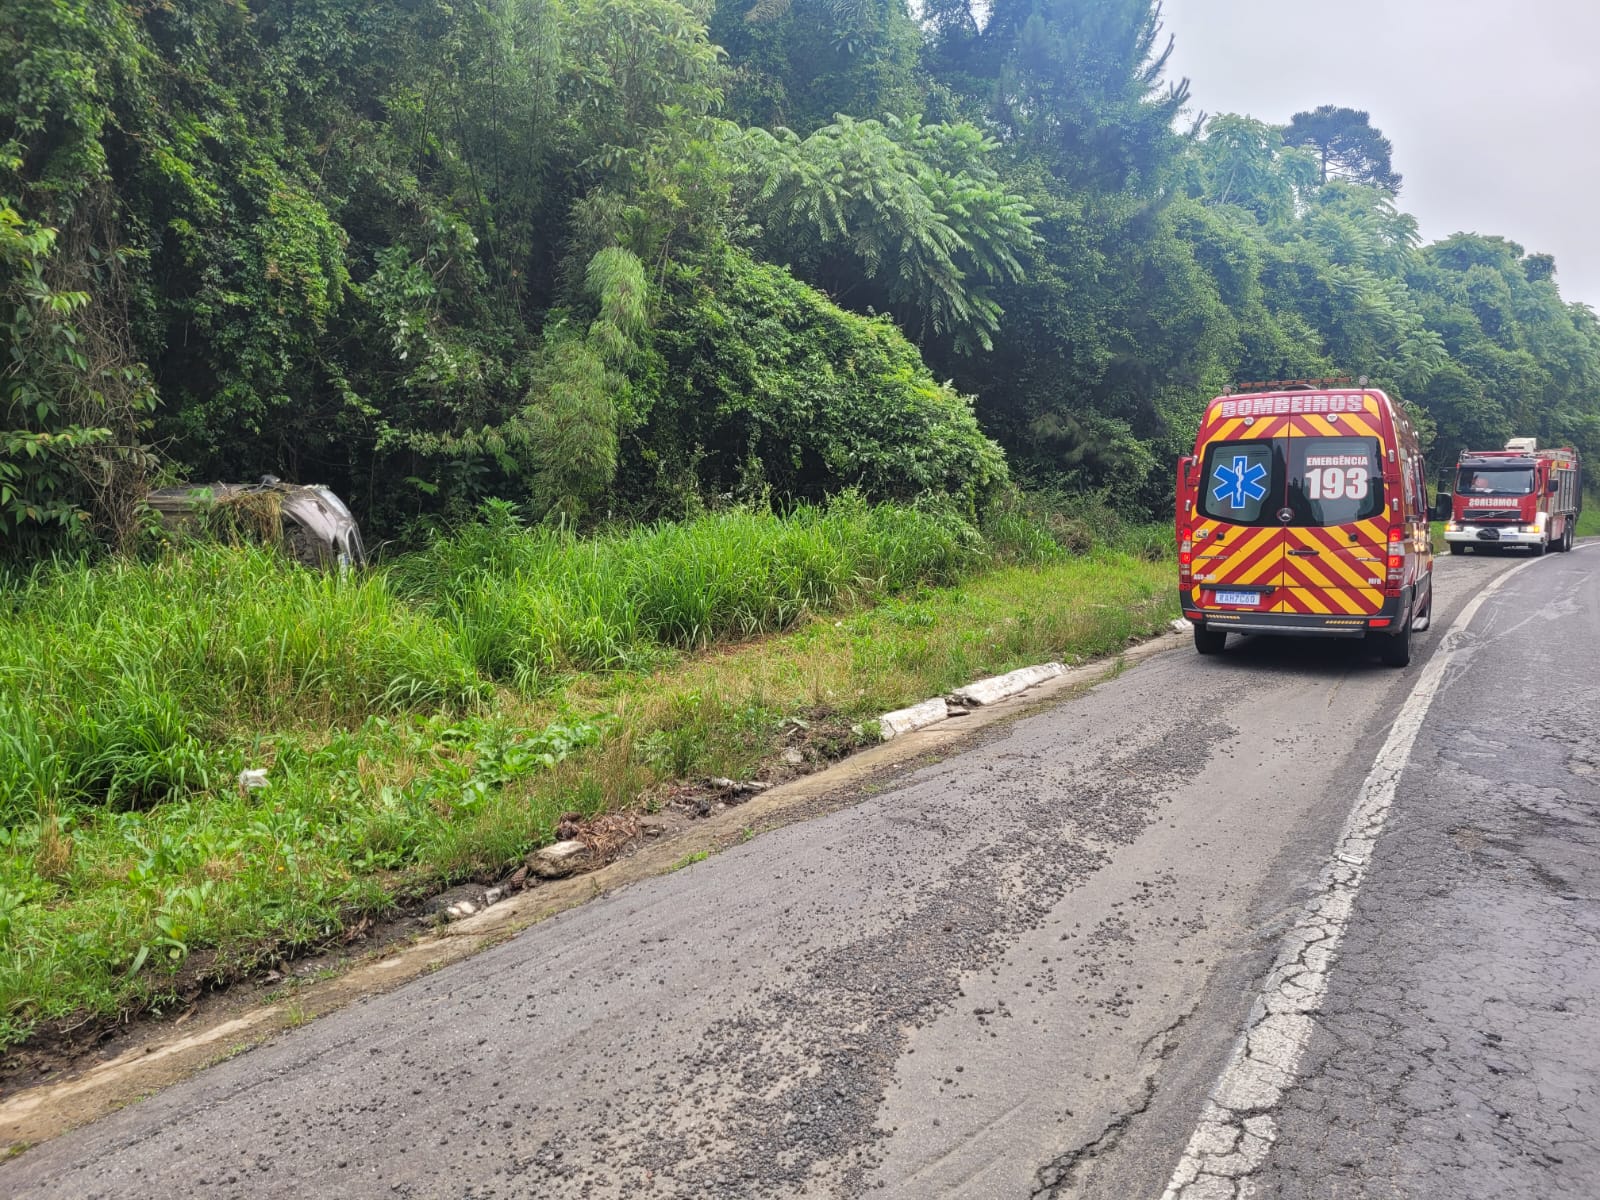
[1278,429,1389,617]
[1190,438,1286,615]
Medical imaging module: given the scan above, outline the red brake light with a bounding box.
[1384,527,1405,595]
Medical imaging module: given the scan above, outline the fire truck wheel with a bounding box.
[1448,543,1465,555]
[1531,535,1547,557]
[1193,625,1227,656]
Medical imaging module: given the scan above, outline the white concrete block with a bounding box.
[878,697,950,740]
[950,662,1066,707]
[531,839,593,879]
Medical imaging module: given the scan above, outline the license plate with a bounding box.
[1215,591,1260,606]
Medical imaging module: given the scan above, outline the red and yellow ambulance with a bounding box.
[1175,381,1434,667]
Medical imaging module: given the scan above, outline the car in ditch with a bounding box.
[147,477,367,569]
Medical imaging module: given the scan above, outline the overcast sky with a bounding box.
[1158,0,1600,310]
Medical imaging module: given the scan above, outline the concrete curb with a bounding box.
[878,697,950,739]
[878,659,1071,739]
[951,662,1067,707]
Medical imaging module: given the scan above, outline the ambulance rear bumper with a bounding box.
[1179,589,1410,640]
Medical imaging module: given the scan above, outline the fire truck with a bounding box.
[1442,439,1582,556]
[1176,380,1434,667]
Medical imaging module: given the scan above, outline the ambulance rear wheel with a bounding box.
[1376,618,1412,668]
[1194,625,1227,656]
[1376,611,1414,668]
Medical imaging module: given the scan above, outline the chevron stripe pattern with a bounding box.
[1192,391,1394,618]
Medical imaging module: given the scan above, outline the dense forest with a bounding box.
[4,0,1599,551]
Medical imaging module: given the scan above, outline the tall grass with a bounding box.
[0,494,1176,1050]
[1578,492,1600,539]
[390,497,983,685]
[0,546,485,826]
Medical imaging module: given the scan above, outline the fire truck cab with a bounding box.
[1442,440,1582,555]
[1176,381,1434,667]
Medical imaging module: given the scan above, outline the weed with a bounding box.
[33,806,73,881]
[669,849,711,872]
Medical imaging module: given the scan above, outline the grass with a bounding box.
[669,850,711,872]
[0,497,1175,1051]
[1576,493,1600,539]
[387,496,984,686]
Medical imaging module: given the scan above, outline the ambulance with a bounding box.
[1175,380,1435,667]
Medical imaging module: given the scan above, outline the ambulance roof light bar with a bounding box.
[1229,376,1361,394]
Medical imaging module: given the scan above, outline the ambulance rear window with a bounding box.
[1287,437,1384,525]
[1198,440,1277,524]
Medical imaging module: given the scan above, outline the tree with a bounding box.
[1190,114,1318,225]
[966,0,1189,195]
[1284,106,1403,193]
[733,115,1036,352]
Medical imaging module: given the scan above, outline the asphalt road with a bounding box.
[5,545,1596,1199]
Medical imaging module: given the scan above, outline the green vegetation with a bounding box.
[5,0,1600,550]
[1577,495,1600,539]
[0,502,1172,1049]
[388,496,985,685]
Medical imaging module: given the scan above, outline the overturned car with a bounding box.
[147,477,367,569]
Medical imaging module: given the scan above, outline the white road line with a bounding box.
[1161,555,1553,1199]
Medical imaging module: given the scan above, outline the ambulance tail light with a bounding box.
[1385,527,1404,596]
[1178,529,1193,583]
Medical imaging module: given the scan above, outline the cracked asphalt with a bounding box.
[1231,544,1600,1199]
[4,546,1595,1199]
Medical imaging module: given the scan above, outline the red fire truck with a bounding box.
[1442,439,1582,556]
